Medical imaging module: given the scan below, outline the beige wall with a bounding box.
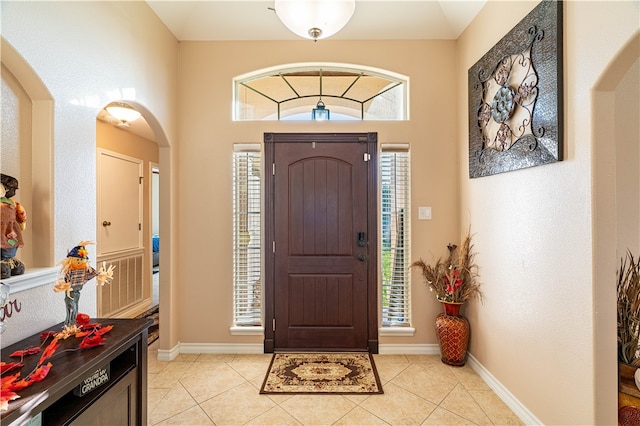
[177,39,460,344]
[457,1,639,424]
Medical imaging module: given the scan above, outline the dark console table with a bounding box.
[1,318,151,425]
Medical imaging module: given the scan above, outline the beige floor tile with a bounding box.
[372,354,410,367]
[406,355,461,379]
[153,405,214,425]
[450,365,491,391]
[148,354,170,374]
[198,381,276,425]
[193,353,237,363]
[343,393,373,405]
[147,387,171,417]
[263,392,296,405]
[229,358,274,381]
[180,362,247,403]
[469,389,524,425]
[422,406,479,425]
[372,355,410,384]
[279,394,357,425]
[171,352,201,362]
[148,361,193,389]
[405,354,442,364]
[245,405,303,425]
[333,406,391,425]
[250,371,269,389]
[146,347,523,426]
[390,363,458,404]
[148,383,198,425]
[360,382,437,425]
[439,384,492,425]
[230,353,274,363]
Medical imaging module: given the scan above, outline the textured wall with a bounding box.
[1,1,178,346]
[457,1,639,424]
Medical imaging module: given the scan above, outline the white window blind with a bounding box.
[380,146,411,327]
[233,146,262,326]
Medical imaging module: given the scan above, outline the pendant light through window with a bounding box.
[312,98,330,121]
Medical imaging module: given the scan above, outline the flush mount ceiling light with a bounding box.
[105,102,141,123]
[274,0,356,42]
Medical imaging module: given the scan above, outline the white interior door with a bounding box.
[97,149,142,255]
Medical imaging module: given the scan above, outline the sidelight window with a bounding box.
[380,145,411,327]
[232,145,262,327]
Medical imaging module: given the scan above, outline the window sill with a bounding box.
[3,267,58,293]
[379,326,415,337]
[230,326,264,336]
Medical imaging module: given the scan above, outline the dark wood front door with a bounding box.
[264,133,378,353]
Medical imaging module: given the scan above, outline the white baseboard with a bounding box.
[180,342,264,354]
[378,343,440,355]
[467,353,541,425]
[157,343,180,361]
[157,342,263,360]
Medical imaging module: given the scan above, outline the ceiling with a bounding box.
[145,0,487,41]
[108,1,486,140]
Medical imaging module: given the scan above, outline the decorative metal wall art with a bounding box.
[468,0,563,178]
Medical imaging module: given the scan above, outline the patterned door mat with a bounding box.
[260,352,383,394]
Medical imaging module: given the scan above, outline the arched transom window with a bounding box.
[233,63,408,121]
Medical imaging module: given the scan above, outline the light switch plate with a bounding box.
[418,206,432,220]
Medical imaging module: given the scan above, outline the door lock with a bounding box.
[102,221,112,227]
[357,232,366,247]
[358,254,366,262]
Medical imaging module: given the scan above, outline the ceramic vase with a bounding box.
[435,301,470,366]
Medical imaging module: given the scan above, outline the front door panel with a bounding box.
[265,133,377,352]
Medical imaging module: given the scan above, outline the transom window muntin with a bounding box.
[234,64,408,121]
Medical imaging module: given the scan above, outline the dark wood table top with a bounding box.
[1,318,152,424]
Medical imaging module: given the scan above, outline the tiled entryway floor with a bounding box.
[147,341,523,425]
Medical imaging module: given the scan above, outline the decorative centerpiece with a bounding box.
[617,250,640,397]
[0,312,116,411]
[411,228,482,366]
[0,244,115,412]
[53,241,114,333]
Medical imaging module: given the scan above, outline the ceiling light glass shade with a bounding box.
[312,99,330,121]
[105,103,141,122]
[275,0,355,41]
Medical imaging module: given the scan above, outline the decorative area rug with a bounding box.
[260,352,383,394]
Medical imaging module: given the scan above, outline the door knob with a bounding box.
[102,221,112,227]
[358,254,366,262]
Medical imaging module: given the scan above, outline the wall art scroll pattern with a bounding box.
[468,0,563,178]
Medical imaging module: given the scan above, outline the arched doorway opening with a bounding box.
[593,31,640,424]
[95,100,172,350]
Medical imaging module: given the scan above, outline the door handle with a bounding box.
[358,254,366,262]
[102,221,112,227]
[357,232,366,247]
